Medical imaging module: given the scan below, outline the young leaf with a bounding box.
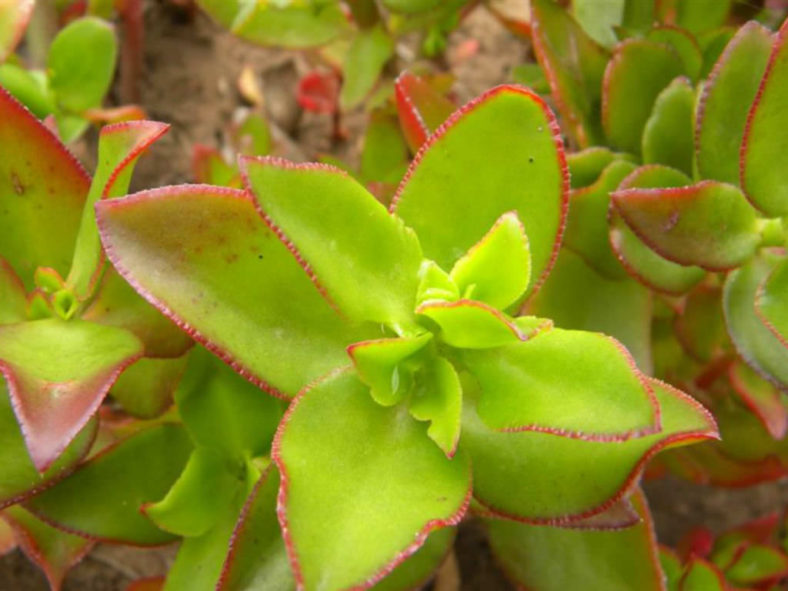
[0,0,33,61]
[97,186,369,398]
[216,467,295,591]
[611,180,760,271]
[273,369,471,591]
[741,19,788,217]
[641,77,695,175]
[0,381,96,509]
[465,328,658,438]
[463,376,717,522]
[231,1,350,48]
[241,157,422,330]
[696,22,772,184]
[757,257,788,347]
[485,489,665,591]
[449,212,530,310]
[2,505,93,591]
[67,120,170,300]
[602,39,685,155]
[394,71,456,153]
[26,423,193,545]
[0,86,89,288]
[0,318,143,471]
[409,355,462,457]
[723,255,788,389]
[530,0,609,146]
[392,85,568,298]
[566,147,622,190]
[47,17,118,113]
[340,25,393,109]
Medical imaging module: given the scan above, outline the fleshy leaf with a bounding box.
[675,0,731,35]
[725,545,788,585]
[741,19,788,217]
[241,157,422,329]
[97,185,369,398]
[486,489,664,591]
[566,147,622,190]
[83,267,193,358]
[0,518,14,555]
[47,17,117,114]
[392,85,568,298]
[216,467,295,591]
[0,318,143,471]
[641,76,695,175]
[67,120,169,299]
[674,284,727,363]
[680,558,726,591]
[371,527,454,591]
[530,0,609,146]
[526,249,652,373]
[394,71,456,153]
[273,369,471,591]
[723,255,788,389]
[192,145,241,187]
[348,333,433,407]
[416,260,458,305]
[449,212,530,310]
[0,381,96,509]
[647,26,703,81]
[611,180,759,271]
[696,21,772,184]
[602,39,685,155]
[109,354,189,419]
[2,505,93,591]
[0,258,26,324]
[340,24,393,109]
[417,300,543,349]
[757,257,788,347]
[26,423,193,545]
[0,86,89,288]
[231,1,350,48]
[729,362,787,440]
[409,355,462,457]
[359,109,410,192]
[0,0,33,61]
[464,376,717,522]
[466,327,658,438]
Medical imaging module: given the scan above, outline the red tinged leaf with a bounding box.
[126,578,165,591]
[729,362,788,440]
[741,18,788,217]
[297,70,340,114]
[2,505,93,591]
[0,257,27,324]
[0,319,143,471]
[191,144,241,188]
[611,180,760,271]
[394,72,456,153]
[0,86,90,289]
[757,257,788,349]
[0,518,15,555]
[674,284,728,363]
[0,0,34,61]
[680,557,727,590]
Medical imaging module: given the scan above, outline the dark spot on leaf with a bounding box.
[528,157,534,164]
[257,254,263,260]
[11,173,25,195]
[225,253,239,263]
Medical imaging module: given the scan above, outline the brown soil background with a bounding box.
[1,2,786,589]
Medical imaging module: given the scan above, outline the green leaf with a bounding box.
[566,147,627,190]
[676,0,731,35]
[0,381,95,509]
[0,64,55,118]
[348,333,433,407]
[612,180,759,271]
[82,267,193,358]
[463,376,717,521]
[274,369,471,591]
[725,545,788,585]
[176,347,283,459]
[466,327,657,437]
[602,39,685,154]
[47,17,117,113]
[382,0,441,13]
[392,86,568,298]
[0,318,142,471]
[360,109,410,188]
[0,0,33,61]
[564,159,636,278]
[741,20,788,217]
[674,285,727,363]
[0,258,26,324]
[231,1,350,49]
[216,467,295,591]
[416,260,458,305]
[530,0,609,146]
[394,71,456,153]
[417,301,543,349]
[192,145,241,187]
[571,0,624,48]
[647,26,703,81]
[526,249,652,372]
[486,490,665,591]
[758,257,788,347]
[2,505,93,591]
[340,25,393,109]
[194,0,241,28]
[0,86,89,288]
[110,354,189,419]
[724,255,788,389]
[371,527,454,591]
[697,27,735,79]
[97,186,369,398]
[696,22,772,184]
[680,558,726,591]
[26,423,193,545]
[409,355,462,457]
[449,212,530,310]
[242,157,422,330]
[641,77,695,175]
[660,547,683,591]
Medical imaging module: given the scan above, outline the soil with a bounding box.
[2,1,787,589]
